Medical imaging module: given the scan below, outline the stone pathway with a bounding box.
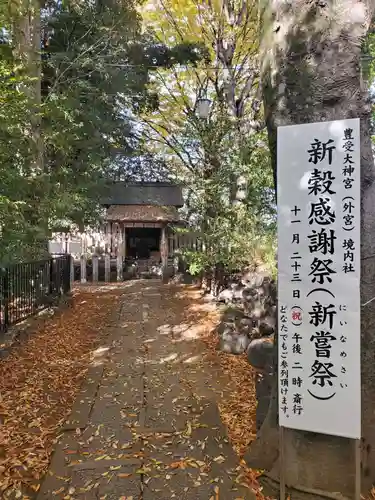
[38,280,255,500]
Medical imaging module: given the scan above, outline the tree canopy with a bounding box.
[139,0,274,275]
[0,0,206,262]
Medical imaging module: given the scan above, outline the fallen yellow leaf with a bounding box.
[170,460,186,470]
[52,487,65,495]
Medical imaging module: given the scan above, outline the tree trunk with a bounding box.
[244,1,375,497]
[12,0,43,173]
[31,0,43,175]
[12,0,48,257]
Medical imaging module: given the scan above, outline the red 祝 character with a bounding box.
[292,311,302,322]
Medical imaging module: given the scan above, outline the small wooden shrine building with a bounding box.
[101,182,184,269]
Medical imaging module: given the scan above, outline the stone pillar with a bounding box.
[104,254,110,282]
[160,226,168,282]
[82,233,88,255]
[123,227,126,258]
[109,222,113,255]
[70,255,74,287]
[92,255,99,283]
[161,226,167,269]
[117,255,123,281]
[173,255,179,274]
[105,222,111,255]
[80,255,87,284]
[112,223,118,257]
[117,225,124,258]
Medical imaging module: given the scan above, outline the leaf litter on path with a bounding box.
[0,286,123,497]
[171,285,270,499]
[1,281,269,499]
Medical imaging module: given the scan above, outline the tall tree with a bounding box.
[142,0,264,199]
[140,0,275,283]
[245,1,375,497]
[0,0,205,262]
[41,0,207,227]
[143,0,261,125]
[0,1,47,261]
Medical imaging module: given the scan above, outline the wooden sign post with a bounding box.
[277,119,361,499]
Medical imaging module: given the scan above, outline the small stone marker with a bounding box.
[92,255,99,283]
[117,255,123,281]
[104,254,110,282]
[70,255,74,287]
[173,255,179,273]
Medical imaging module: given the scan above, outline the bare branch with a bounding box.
[142,117,202,172]
[46,14,127,100]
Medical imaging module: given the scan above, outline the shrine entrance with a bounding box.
[126,227,162,261]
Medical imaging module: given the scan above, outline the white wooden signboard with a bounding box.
[48,241,64,254]
[277,118,361,439]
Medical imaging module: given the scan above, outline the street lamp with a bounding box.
[195,97,212,120]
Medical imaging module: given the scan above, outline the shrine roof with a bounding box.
[105,204,180,222]
[101,182,183,208]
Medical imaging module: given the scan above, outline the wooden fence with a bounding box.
[74,255,124,284]
[167,231,203,255]
[58,230,202,284]
[49,230,202,260]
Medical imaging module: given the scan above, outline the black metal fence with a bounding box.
[0,254,72,333]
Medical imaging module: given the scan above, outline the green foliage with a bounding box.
[178,132,276,277]
[0,0,206,263]
[0,0,275,274]
[140,0,276,278]
[0,9,41,262]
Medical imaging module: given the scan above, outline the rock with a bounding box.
[232,286,245,302]
[216,267,277,358]
[170,273,195,284]
[251,300,266,319]
[221,307,246,323]
[238,317,254,335]
[242,297,255,314]
[242,287,257,301]
[257,281,272,298]
[266,304,277,317]
[219,332,250,355]
[247,337,274,370]
[255,371,273,431]
[258,316,276,336]
[216,321,235,337]
[241,271,257,287]
[254,272,268,287]
[217,289,234,303]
